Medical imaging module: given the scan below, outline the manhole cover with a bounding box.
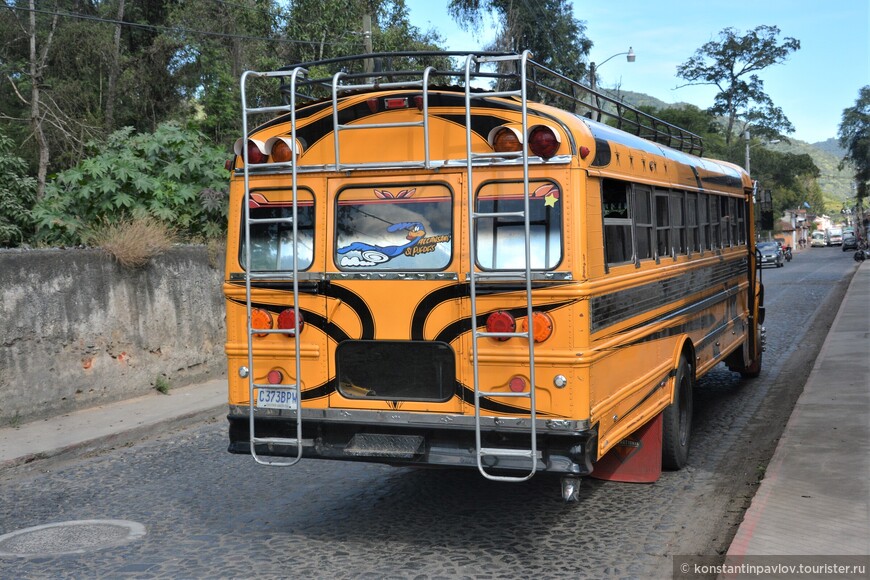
[0,520,146,557]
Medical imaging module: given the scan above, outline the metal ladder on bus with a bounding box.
[328,67,436,171]
[464,52,538,481]
[239,68,308,466]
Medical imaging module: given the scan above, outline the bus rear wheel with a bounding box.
[662,355,693,470]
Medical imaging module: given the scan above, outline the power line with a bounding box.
[2,3,352,48]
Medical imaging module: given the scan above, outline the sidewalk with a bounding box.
[0,379,227,470]
[727,260,870,556]
[2,264,868,557]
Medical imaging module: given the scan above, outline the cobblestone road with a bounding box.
[0,248,857,579]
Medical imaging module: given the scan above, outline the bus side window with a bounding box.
[655,190,671,259]
[634,185,654,261]
[602,179,633,265]
[670,190,686,255]
[709,196,721,250]
[720,197,732,247]
[687,192,699,254]
[698,193,709,253]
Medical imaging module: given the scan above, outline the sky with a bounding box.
[405,0,869,144]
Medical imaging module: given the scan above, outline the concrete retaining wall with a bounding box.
[0,246,226,424]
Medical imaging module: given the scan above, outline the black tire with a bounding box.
[662,354,693,470]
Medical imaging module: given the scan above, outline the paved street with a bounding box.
[0,247,859,579]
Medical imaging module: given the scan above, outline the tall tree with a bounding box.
[676,25,800,145]
[838,86,870,206]
[0,0,60,200]
[447,0,591,83]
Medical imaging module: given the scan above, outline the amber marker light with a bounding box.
[251,308,273,337]
[488,126,523,153]
[265,136,303,163]
[522,311,554,343]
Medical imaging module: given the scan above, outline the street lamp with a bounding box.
[589,47,635,93]
[744,128,780,175]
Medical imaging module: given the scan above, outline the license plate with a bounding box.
[256,387,298,410]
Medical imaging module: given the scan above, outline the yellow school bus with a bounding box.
[224,51,765,500]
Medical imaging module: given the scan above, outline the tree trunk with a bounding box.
[28,0,50,201]
[105,0,126,132]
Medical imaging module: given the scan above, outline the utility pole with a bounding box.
[363,14,373,75]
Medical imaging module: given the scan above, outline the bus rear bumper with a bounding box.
[227,405,596,476]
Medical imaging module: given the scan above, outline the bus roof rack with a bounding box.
[273,51,704,156]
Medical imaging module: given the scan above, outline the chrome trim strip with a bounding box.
[227,405,590,433]
[324,271,460,281]
[233,155,572,176]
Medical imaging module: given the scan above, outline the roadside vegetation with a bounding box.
[0,1,866,253]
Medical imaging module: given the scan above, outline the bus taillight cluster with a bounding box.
[250,307,304,337]
[485,310,553,342]
[233,137,304,165]
[488,125,561,160]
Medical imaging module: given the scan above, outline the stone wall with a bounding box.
[0,246,226,424]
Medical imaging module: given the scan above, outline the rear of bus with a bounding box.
[222,52,757,496]
[224,53,599,482]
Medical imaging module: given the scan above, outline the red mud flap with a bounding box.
[590,413,663,483]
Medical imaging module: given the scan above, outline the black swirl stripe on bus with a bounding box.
[590,258,747,333]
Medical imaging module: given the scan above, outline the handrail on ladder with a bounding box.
[464,52,538,482]
[241,67,307,467]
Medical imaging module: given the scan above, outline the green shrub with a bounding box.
[0,133,37,247]
[155,376,171,395]
[33,122,229,245]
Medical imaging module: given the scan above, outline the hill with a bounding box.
[609,91,856,204]
[773,139,854,205]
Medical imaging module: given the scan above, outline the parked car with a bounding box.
[842,232,858,251]
[757,241,784,267]
[811,232,827,247]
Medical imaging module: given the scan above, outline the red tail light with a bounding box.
[528,125,560,159]
[267,369,283,384]
[277,308,304,335]
[246,140,267,164]
[232,138,267,164]
[485,310,516,340]
[509,376,527,392]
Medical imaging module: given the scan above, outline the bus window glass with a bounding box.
[335,185,453,271]
[698,193,708,252]
[241,190,315,271]
[709,196,721,249]
[729,198,739,245]
[476,181,562,270]
[737,200,746,244]
[720,197,732,247]
[655,192,670,258]
[687,192,699,253]
[670,191,686,255]
[603,180,633,264]
[634,185,654,260]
